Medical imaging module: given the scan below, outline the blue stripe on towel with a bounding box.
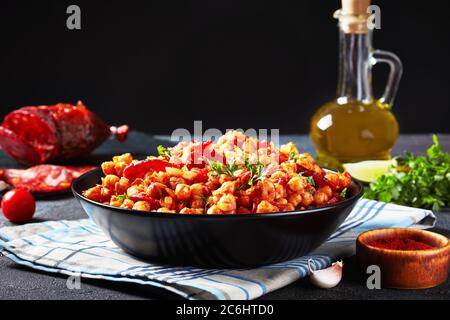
[204,277,250,300]
[220,273,267,295]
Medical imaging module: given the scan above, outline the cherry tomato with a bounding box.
[1,188,36,223]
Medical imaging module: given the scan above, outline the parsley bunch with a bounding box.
[364,135,450,211]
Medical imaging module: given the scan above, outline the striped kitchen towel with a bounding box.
[0,199,435,300]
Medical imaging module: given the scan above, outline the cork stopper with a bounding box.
[341,0,371,16]
[336,0,371,34]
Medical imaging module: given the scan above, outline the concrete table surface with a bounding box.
[1,132,449,300]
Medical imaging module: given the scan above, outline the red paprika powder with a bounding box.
[367,238,435,251]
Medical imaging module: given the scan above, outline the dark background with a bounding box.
[1,0,449,134]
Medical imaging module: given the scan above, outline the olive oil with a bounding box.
[310,0,402,170]
[311,100,399,170]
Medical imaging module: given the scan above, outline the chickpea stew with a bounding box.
[83,131,352,214]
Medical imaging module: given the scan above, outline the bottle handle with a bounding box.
[370,50,403,107]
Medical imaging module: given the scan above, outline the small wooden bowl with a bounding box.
[357,228,450,289]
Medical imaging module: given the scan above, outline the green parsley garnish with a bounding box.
[157,145,170,156]
[208,160,240,177]
[200,195,210,213]
[116,193,130,202]
[289,151,299,161]
[364,135,450,211]
[340,188,347,198]
[299,173,315,187]
[245,159,265,186]
[207,159,267,188]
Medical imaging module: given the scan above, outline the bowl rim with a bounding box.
[72,167,364,219]
[357,228,450,255]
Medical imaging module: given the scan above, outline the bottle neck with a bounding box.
[337,29,373,104]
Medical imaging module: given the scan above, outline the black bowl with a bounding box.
[72,168,363,268]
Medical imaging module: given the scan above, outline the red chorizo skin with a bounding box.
[0,101,128,165]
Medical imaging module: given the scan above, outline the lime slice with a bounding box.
[343,160,396,183]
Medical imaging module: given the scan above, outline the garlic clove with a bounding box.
[308,259,344,289]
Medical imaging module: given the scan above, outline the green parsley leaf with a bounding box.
[245,159,265,186]
[364,135,450,211]
[289,151,299,161]
[200,195,210,213]
[208,160,240,177]
[157,145,170,156]
[116,193,130,202]
[299,173,315,187]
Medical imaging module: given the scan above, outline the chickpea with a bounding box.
[182,170,198,181]
[325,172,339,189]
[312,164,323,175]
[101,161,116,175]
[287,192,303,207]
[191,198,205,209]
[114,153,133,165]
[180,208,204,214]
[275,198,288,206]
[115,177,130,194]
[281,162,297,174]
[114,162,128,176]
[237,194,251,208]
[166,167,183,177]
[157,207,176,213]
[319,185,333,198]
[175,184,191,201]
[100,187,113,202]
[256,200,279,213]
[211,194,221,205]
[296,153,316,170]
[223,180,237,193]
[109,195,123,207]
[102,174,120,189]
[287,176,306,193]
[120,199,134,209]
[273,183,286,199]
[160,196,174,209]
[83,185,102,202]
[207,205,223,215]
[127,185,143,197]
[206,180,220,190]
[132,201,152,212]
[271,171,285,181]
[314,191,329,206]
[214,181,236,195]
[151,171,169,184]
[338,172,351,188]
[190,183,208,197]
[217,194,237,212]
[283,203,295,212]
[280,142,299,157]
[131,178,147,188]
[302,191,314,207]
[169,176,186,189]
[219,174,232,184]
[259,180,276,201]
